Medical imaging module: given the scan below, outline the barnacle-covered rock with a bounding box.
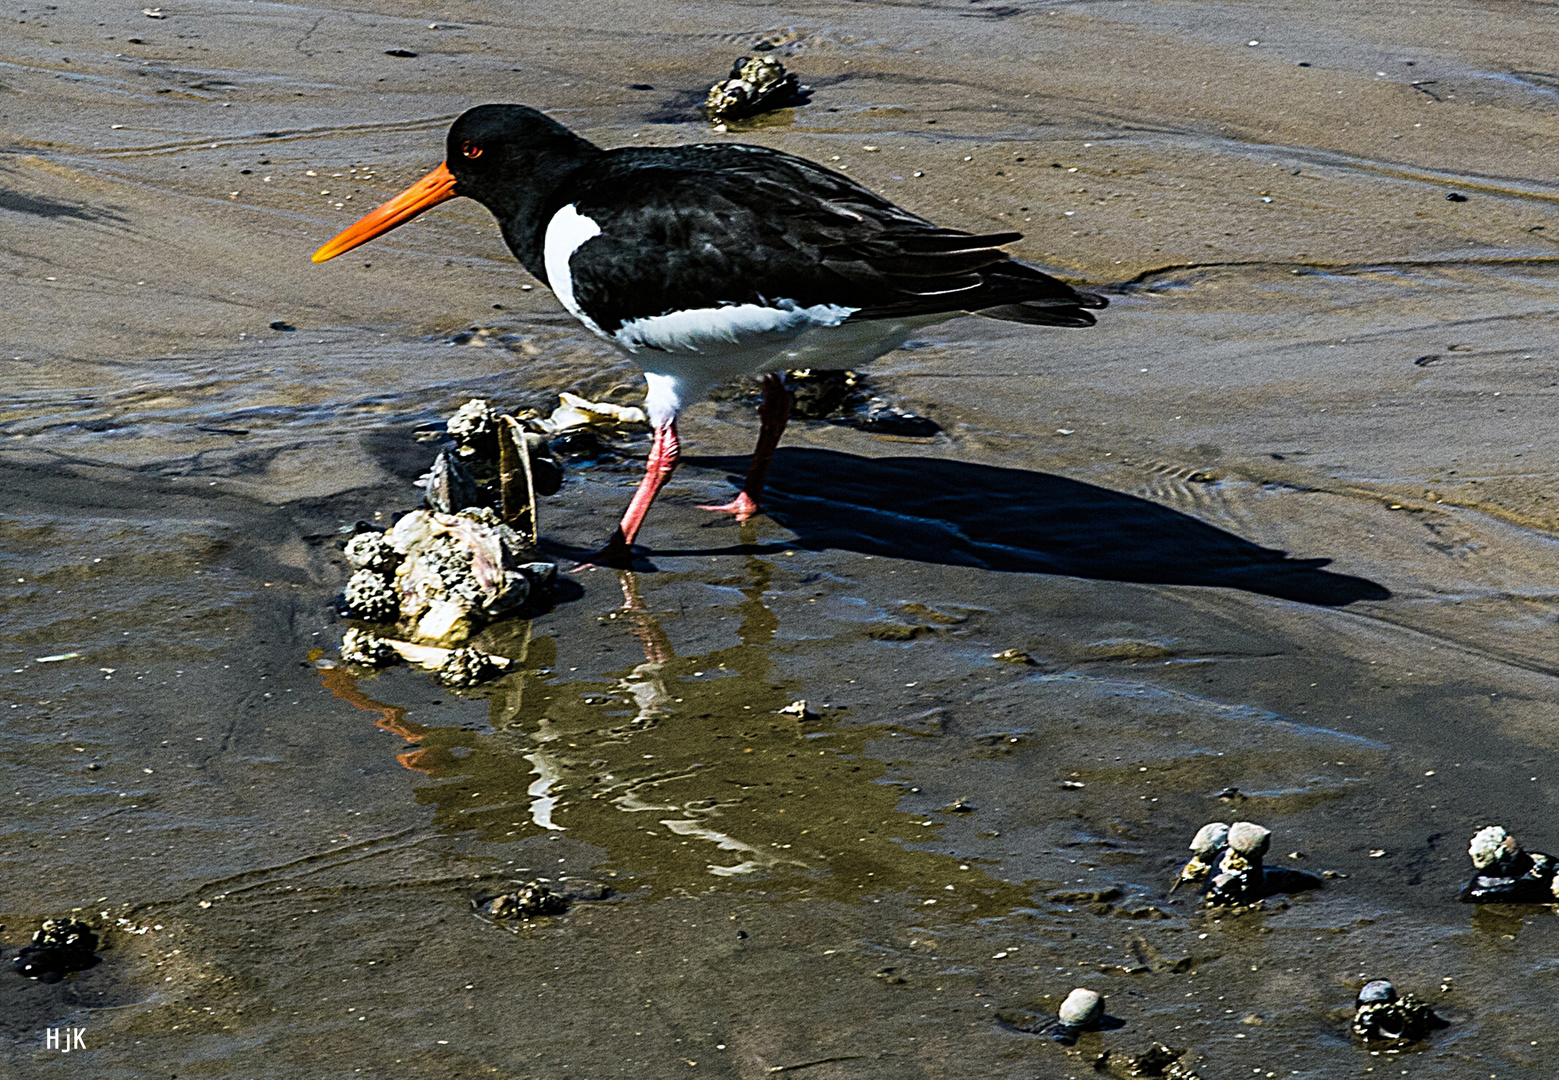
[329,399,562,682]
[342,568,398,622]
[438,646,500,687]
[1352,980,1445,1042]
[705,55,811,123]
[447,397,498,456]
[475,882,569,920]
[344,530,400,574]
[1459,825,1559,903]
[1183,819,1318,907]
[1204,821,1270,906]
[1469,824,1518,869]
[387,508,549,644]
[13,918,100,982]
[417,398,565,513]
[340,627,397,667]
[1171,822,1229,893]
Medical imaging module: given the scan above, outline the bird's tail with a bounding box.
[973,261,1109,327]
[977,294,1107,327]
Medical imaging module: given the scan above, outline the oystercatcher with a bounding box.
[313,105,1106,562]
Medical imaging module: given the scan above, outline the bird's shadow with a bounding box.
[648,448,1390,607]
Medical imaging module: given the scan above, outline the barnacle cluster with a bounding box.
[446,397,498,454]
[1172,820,1319,907]
[394,508,554,639]
[1459,825,1559,903]
[338,509,551,684]
[333,398,594,685]
[343,530,401,575]
[12,918,100,982]
[339,626,397,667]
[342,507,555,647]
[475,882,570,921]
[705,55,812,124]
[437,646,502,688]
[342,568,399,623]
[1351,980,1444,1043]
[417,397,563,516]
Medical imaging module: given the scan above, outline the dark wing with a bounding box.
[563,144,1105,332]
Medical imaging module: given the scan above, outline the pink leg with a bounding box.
[700,371,790,521]
[580,420,681,565]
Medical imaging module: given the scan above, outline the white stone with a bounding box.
[1189,822,1231,855]
[1357,980,1397,1005]
[1058,987,1103,1027]
[1227,822,1272,857]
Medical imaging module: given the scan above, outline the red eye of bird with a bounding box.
[461,141,483,160]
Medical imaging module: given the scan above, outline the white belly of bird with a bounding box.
[632,313,936,427]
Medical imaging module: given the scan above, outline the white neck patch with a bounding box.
[543,204,604,335]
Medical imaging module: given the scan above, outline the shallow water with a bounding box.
[4,1,1559,1077]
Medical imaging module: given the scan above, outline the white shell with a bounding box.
[1190,822,1231,855]
[1468,825,1511,870]
[1227,821,1272,857]
[1058,987,1104,1026]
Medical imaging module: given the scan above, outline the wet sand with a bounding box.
[3,1,1558,1077]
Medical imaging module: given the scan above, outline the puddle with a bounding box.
[325,564,1030,912]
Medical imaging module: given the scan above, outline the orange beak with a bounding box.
[311,162,459,263]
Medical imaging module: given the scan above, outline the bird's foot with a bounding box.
[571,535,637,571]
[697,492,761,521]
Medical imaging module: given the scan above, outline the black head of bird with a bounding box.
[312,104,597,267]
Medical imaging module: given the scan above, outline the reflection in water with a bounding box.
[322,556,1028,911]
[319,665,435,773]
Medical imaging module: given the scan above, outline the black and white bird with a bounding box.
[313,104,1106,562]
